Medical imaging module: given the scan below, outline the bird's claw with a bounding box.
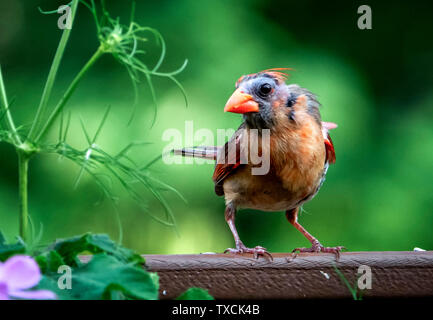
[224,245,273,261]
[292,242,346,260]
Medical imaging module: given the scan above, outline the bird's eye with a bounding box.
[258,83,272,97]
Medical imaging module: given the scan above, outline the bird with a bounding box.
[174,68,344,259]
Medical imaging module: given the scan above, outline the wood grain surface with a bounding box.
[143,251,433,299]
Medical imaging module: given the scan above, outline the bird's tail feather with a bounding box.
[172,146,221,160]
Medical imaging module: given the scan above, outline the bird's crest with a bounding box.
[235,68,292,87]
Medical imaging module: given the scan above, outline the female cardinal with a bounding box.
[174,68,344,259]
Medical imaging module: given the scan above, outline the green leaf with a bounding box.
[176,288,214,300]
[53,233,144,267]
[0,231,6,245]
[0,237,26,262]
[102,284,127,300]
[31,234,159,300]
[37,275,74,300]
[35,250,65,274]
[51,254,158,300]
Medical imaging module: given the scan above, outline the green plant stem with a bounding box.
[0,66,21,146]
[28,0,79,141]
[35,46,105,143]
[18,151,30,241]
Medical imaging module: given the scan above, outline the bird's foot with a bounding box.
[292,240,346,260]
[224,243,273,261]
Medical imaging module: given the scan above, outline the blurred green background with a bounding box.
[0,0,432,253]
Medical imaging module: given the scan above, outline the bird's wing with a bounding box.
[212,125,246,196]
[322,122,337,164]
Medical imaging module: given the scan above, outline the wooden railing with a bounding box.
[143,251,433,299]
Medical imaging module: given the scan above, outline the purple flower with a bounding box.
[0,255,56,300]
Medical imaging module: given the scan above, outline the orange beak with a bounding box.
[224,89,259,114]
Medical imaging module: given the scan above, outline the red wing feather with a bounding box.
[321,121,337,164]
[212,131,244,196]
[324,133,336,164]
